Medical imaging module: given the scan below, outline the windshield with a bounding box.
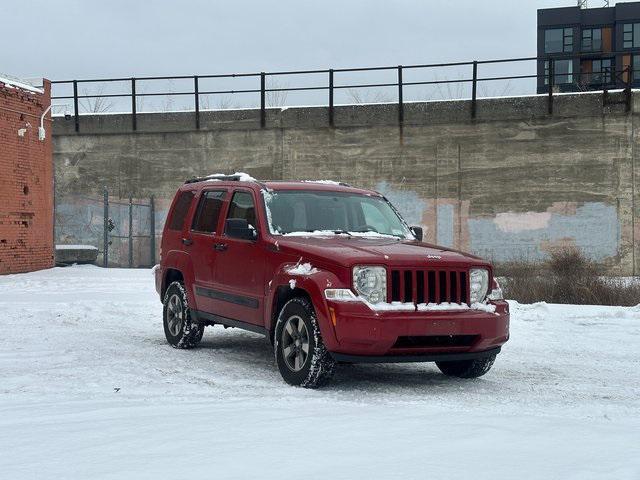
[263,190,414,239]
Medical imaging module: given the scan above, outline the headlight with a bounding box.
[352,266,387,304]
[487,278,504,301]
[469,268,489,303]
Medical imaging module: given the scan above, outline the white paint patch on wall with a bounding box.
[468,202,620,262]
[374,181,428,226]
[493,211,552,233]
[437,203,455,247]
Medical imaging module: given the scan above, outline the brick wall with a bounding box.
[0,78,54,274]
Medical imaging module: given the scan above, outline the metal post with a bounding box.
[194,76,200,129]
[625,65,632,113]
[547,60,554,115]
[398,65,404,126]
[471,61,478,119]
[103,187,109,268]
[128,197,133,268]
[260,72,266,128]
[73,80,79,132]
[149,195,156,266]
[131,78,137,131]
[329,69,334,127]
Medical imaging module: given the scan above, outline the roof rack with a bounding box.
[262,180,354,187]
[184,174,246,184]
[184,174,270,190]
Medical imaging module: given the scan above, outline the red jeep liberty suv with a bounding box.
[155,174,509,388]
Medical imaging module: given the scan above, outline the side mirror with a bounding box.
[410,226,423,242]
[225,218,257,241]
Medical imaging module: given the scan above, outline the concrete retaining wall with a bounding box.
[53,91,640,274]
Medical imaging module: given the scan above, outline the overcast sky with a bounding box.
[5,0,607,79]
[3,0,615,110]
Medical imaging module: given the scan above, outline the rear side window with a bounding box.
[226,191,257,229]
[167,191,195,231]
[191,190,226,233]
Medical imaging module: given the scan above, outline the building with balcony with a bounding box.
[537,1,640,93]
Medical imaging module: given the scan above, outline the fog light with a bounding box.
[324,289,357,301]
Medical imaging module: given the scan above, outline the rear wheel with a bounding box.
[274,297,335,388]
[436,354,496,378]
[163,281,204,349]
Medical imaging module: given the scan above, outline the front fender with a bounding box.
[267,263,344,351]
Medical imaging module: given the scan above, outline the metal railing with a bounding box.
[51,52,635,132]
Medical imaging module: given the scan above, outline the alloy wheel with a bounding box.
[281,315,310,371]
[166,293,184,336]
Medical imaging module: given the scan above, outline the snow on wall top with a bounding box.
[0,74,43,94]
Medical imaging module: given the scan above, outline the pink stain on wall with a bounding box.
[493,211,553,233]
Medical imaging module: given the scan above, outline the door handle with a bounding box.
[213,242,228,252]
[182,238,193,246]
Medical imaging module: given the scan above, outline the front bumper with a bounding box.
[331,346,501,363]
[154,265,163,297]
[325,300,509,358]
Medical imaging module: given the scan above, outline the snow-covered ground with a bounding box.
[1,266,638,479]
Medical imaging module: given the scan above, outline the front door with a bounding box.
[212,188,266,326]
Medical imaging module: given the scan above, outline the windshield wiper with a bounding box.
[332,230,352,236]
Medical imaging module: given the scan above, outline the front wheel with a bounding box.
[436,354,496,378]
[274,297,336,388]
[163,281,204,349]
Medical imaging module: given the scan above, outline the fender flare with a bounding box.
[162,250,198,309]
[266,263,344,349]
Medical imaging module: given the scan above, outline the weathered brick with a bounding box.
[0,78,53,274]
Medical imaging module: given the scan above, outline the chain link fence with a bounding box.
[55,188,158,268]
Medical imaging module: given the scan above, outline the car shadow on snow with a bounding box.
[191,328,495,393]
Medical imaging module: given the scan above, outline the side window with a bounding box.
[226,191,257,229]
[191,190,226,233]
[167,191,195,231]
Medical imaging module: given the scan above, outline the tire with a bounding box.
[274,297,336,388]
[163,281,204,349]
[436,354,496,379]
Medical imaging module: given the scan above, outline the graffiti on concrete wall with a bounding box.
[468,202,620,262]
[375,181,620,263]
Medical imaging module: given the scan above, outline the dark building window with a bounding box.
[633,55,640,81]
[623,23,640,48]
[545,59,574,85]
[545,28,573,53]
[581,28,602,51]
[593,59,613,84]
[581,58,613,85]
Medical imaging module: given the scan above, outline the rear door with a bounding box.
[162,189,196,256]
[212,188,266,326]
[187,188,228,314]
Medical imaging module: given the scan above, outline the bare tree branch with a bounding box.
[79,86,115,113]
[266,78,289,107]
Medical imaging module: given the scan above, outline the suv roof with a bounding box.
[182,175,380,196]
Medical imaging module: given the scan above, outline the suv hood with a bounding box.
[274,235,487,269]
